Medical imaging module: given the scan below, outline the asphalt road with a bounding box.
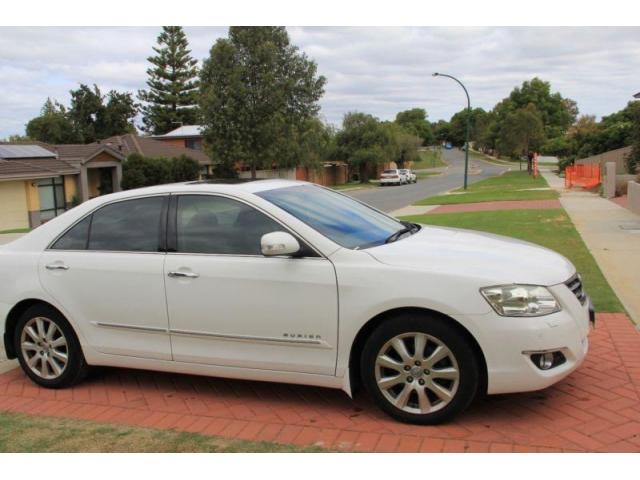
[347,149,509,212]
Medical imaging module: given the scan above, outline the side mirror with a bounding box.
[261,231,301,257]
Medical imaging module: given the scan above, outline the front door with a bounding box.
[39,195,171,360]
[164,194,338,375]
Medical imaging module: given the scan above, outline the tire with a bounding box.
[360,312,479,424]
[14,304,89,388]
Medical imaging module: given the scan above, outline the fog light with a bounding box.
[538,352,554,370]
[529,351,566,370]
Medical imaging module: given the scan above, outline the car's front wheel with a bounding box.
[14,304,89,388]
[361,312,479,424]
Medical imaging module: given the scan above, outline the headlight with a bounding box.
[480,285,561,317]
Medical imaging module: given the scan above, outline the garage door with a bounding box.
[0,180,29,231]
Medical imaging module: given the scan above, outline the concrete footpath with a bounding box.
[543,171,640,324]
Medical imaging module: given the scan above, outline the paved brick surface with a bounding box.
[428,199,562,215]
[609,195,629,210]
[1,313,639,452]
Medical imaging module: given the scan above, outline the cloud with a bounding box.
[0,26,639,138]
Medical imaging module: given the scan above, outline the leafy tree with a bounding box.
[496,104,545,158]
[394,108,434,145]
[495,78,577,138]
[627,103,640,174]
[68,84,137,143]
[335,112,390,183]
[1,134,31,142]
[448,107,488,147]
[431,120,451,144]
[25,98,79,144]
[138,26,200,135]
[384,123,421,168]
[289,117,336,168]
[200,26,326,178]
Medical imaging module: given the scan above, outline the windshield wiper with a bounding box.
[385,221,420,244]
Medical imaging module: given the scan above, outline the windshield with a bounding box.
[257,184,405,249]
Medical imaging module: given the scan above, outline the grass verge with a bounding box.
[400,208,623,312]
[331,181,377,191]
[0,228,30,234]
[414,171,559,205]
[0,411,325,452]
[412,149,447,169]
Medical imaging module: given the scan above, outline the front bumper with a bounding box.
[465,284,592,395]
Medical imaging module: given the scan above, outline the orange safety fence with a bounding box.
[565,163,601,189]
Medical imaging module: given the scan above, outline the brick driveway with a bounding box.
[1,313,639,452]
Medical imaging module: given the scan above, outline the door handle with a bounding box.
[168,271,199,279]
[45,264,69,271]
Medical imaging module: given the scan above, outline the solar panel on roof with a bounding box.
[0,145,56,159]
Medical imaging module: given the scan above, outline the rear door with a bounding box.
[39,195,172,360]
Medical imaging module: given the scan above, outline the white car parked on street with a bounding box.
[379,169,407,186]
[399,169,417,183]
[0,180,593,424]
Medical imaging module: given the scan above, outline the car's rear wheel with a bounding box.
[14,304,89,388]
[361,312,479,424]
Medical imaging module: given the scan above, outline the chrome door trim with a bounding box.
[93,322,331,348]
[170,328,332,348]
[93,322,168,333]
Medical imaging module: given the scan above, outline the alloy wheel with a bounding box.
[20,317,69,380]
[374,332,460,414]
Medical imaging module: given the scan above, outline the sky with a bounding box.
[0,26,639,139]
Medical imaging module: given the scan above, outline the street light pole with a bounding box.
[433,73,471,189]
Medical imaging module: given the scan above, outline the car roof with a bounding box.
[98,178,308,201]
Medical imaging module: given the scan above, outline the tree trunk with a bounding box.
[359,163,370,183]
[251,164,257,179]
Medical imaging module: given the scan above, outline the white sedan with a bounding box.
[379,169,407,186]
[0,180,592,424]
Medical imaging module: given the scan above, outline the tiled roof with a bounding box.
[54,144,124,166]
[98,134,212,166]
[0,156,77,179]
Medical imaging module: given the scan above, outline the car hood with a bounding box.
[366,224,575,286]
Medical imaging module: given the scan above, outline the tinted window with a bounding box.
[176,195,282,255]
[51,215,91,250]
[257,185,404,250]
[88,197,164,252]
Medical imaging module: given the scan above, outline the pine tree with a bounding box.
[138,26,200,135]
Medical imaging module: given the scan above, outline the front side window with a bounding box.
[88,196,165,252]
[176,195,283,255]
[257,185,405,250]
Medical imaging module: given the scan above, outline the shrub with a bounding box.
[122,153,199,190]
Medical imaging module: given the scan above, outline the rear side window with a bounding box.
[51,216,91,250]
[88,197,165,252]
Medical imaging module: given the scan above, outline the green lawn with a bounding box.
[416,171,440,179]
[0,411,324,453]
[400,209,623,312]
[331,181,377,191]
[414,171,559,205]
[0,228,30,234]
[412,149,447,169]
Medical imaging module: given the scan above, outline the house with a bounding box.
[0,135,214,231]
[97,133,214,177]
[152,125,204,151]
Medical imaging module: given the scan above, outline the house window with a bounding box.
[185,138,202,150]
[37,177,66,221]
